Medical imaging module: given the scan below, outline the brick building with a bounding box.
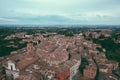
[83,65,97,79]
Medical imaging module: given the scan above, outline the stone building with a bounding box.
[26,43,34,60]
[6,60,19,80]
[83,65,97,79]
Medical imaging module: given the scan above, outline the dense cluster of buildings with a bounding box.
[0,30,119,80]
[85,30,111,38]
[1,34,83,80]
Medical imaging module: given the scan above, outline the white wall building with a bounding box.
[6,60,20,80]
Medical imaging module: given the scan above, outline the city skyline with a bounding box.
[0,0,120,25]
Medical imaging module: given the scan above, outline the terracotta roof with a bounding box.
[17,57,39,70]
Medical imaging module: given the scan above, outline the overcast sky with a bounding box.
[0,0,120,25]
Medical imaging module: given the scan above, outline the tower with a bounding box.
[26,43,34,60]
[27,43,34,55]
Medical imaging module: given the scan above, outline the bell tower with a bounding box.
[26,43,34,60]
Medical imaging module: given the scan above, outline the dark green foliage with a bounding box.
[66,48,70,51]
[89,33,92,38]
[76,51,80,54]
[38,40,41,44]
[40,31,46,34]
[79,57,89,74]
[33,42,38,46]
[68,53,72,60]
[99,34,105,39]
[0,37,27,57]
[83,33,86,38]
[93,37,120,66]
[57,30,74,37]
[96,47,103,52]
